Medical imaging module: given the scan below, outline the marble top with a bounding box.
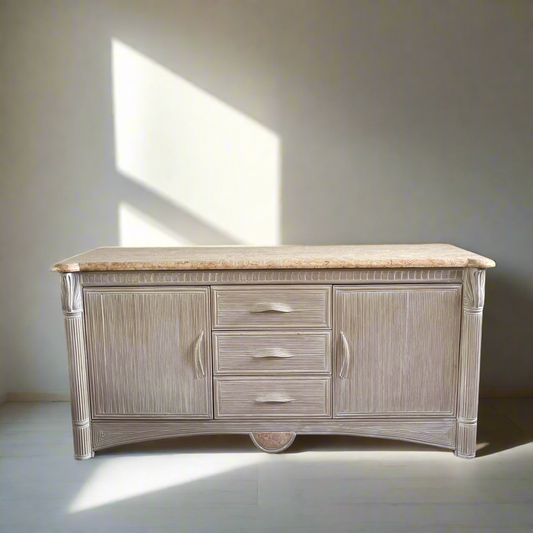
[51,244,495,272]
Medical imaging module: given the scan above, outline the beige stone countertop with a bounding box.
[51,244,496,272]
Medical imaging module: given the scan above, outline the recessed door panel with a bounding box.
[84,287,211,419]
[334,285,461,417]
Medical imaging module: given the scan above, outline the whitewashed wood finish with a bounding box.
[54,244,493,459]
[91,418,456,451]
[456,268,486,458]
[250,431,297,453]
[84,287,212,419]
[213,330,332,375]
[334,284,462,418]
[214,376,332,419]
[60,273,93,460]
[81,268,464,286]
[212,285,332,329]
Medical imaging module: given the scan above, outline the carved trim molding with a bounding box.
[92,418,456,451]
[81,269,463,286]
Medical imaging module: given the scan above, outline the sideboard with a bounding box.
[52,244,495,459]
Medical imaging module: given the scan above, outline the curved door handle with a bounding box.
[255,396,295,403]
[250,303,293,314]
[251,349,294,359]
[339,331,350,379]
[194,331,205,379]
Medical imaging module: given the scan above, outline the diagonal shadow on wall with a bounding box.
[117,173,238,245]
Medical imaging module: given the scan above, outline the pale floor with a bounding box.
[1,400,533,533]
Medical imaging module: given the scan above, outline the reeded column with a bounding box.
[455,268,486,458]
[61,273,93,460]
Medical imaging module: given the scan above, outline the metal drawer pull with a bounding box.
[251,349,294,359]
[255,396,295,403]
[339,331,350,379]
[251,303,293,314]
[194,331,205,379]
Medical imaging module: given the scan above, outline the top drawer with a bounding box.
[212,286,332,329]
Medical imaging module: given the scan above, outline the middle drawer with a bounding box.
[213,330,332,375]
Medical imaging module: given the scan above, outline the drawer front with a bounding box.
[212,286,331,329]
[214,377,332,418]
[213,330,331,374]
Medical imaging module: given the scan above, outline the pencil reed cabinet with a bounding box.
[52,244,495,459]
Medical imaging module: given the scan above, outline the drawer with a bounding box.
[213,330,331,374]
[211,286,331,329]
[214,376,332,418]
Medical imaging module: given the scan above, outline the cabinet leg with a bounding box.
[455,421,477,459]
[250,432,296,453]
[73,423,94,460]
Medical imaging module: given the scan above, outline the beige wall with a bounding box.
[1,0,532,396]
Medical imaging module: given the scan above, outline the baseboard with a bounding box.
[5,392,70,402]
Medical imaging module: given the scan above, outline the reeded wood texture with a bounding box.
[457,313,483,421]
[456,268,486,458]
[455,422,477,459]
[84,287,212,419]
[213,330,331,375]
[214,376,331,419]
[92,418,456,451]
[212,285,331,329]
[334,285,462,417]
[72,425,92,460]
[81,268,464,286]
[64,317,91,424]
[61,273,92,460]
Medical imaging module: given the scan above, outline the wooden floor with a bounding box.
[1,400,533,533]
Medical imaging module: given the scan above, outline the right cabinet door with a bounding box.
[334,284,462,418]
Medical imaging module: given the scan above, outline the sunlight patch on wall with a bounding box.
[112,39,280,245]
[119,201,193,246]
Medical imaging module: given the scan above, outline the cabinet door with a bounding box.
[334,285,461,417]
[85,287,211,419]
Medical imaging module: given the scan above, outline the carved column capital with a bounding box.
[463,268,485,313]
[61,273,83,316]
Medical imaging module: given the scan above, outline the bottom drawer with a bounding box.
[214,376,331,419]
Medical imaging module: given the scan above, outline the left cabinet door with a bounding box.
[84,287,212,419]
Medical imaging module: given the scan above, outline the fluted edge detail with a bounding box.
[81,269,463,286]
